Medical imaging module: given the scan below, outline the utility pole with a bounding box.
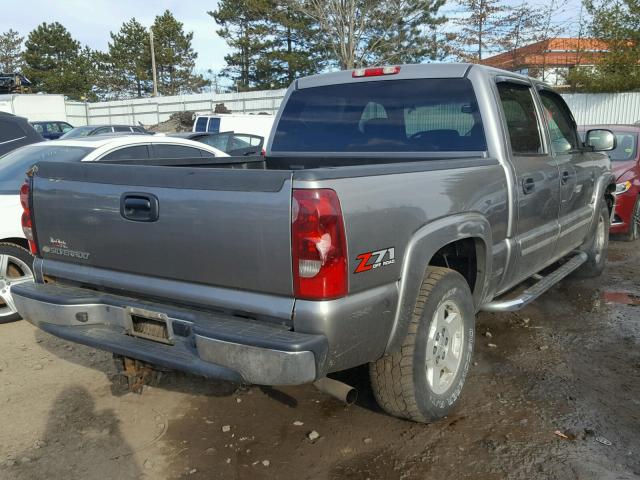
[150,30,158,97]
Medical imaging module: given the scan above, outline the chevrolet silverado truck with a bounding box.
[13,64,616,423]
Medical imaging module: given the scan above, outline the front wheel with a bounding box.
[577,203,610,278]
[370,267,475,423]
[0,243,34,324]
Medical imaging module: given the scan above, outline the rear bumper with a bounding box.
[12,282,327,386]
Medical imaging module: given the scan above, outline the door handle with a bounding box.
[522,177,535,194]
[120,193,159,222]
[561,170,570,185]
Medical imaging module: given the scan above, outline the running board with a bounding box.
[481,252,588,312]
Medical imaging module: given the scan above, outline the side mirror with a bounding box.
[585,129,616,151]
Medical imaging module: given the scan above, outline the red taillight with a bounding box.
[292,189,347,300]
[352,66,401,78]
[20,179,38,255]
[261,148,266,157]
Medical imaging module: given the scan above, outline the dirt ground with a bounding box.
[1,241,639,480]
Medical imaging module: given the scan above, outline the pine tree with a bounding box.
[23,22,94,100]
[0,29,24,73]
[263,2,324,87]
[151,11,208,95]
[108,18,152,98]
[209,0,274,91]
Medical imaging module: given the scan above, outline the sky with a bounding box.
[5,0,585,79]
[4,0,232,78]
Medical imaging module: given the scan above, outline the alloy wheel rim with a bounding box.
[0,254,33,317]
[426,300,464,395]
[594,215,606,264]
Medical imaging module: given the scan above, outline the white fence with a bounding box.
[563,92,640,126]
[65,89,287,127]
[3,89,640,128]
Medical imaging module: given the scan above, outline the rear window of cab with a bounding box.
[271,78,486,153]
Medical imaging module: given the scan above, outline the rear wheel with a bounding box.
[370,267,475,423]
[0,243,34,324]
[620,196,640,242]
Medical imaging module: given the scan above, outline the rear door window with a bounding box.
[100,145,150,161]
[152,144,209,158]
[93,126,114,135]
[198,133,230,151]
[195,116,208,132]
[113,126,131,132]
[497,83,544,155]
[271,78,486,153]
[207,118,221,133]
[46,122,62,133]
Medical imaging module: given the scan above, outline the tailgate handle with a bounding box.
[121,193,159,222]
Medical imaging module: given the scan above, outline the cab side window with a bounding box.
[100,145,150,161]
[539,90,579,154]
[497,82,544,155]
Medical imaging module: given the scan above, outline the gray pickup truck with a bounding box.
[14,64,615,423]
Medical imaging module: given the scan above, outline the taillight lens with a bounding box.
[292,189,347,300]
[352,66,401,78]
[20,179,38,255]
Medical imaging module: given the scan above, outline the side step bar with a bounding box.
[481,252,587,312]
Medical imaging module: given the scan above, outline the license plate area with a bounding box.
[126,307,173,345]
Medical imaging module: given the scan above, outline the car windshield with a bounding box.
[60,126,96,139]
[0,144,93,193]
[610,132,638,161]
[271,78,486,153]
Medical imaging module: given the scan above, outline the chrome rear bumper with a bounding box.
[13,282,326,385]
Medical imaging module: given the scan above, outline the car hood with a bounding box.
[612,160,637,181]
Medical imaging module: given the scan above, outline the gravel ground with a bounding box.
[0,240,638,480]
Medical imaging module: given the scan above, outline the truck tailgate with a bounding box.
[31,162,294,297]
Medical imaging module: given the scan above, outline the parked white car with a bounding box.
[0,135,228,322]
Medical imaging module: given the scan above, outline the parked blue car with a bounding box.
[30,121,74,140]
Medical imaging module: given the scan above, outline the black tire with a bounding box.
[577,203,610,278]
[369,267,475,423]
[0,242,34,324]
[619,196,640,242]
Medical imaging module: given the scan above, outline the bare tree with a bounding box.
[452,0,511,62]
[294,0,446,69]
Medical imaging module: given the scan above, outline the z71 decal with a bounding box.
[354,247,395,273]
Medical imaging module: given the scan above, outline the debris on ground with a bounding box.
[554,430,569,440]
[147,111,195,133]
[595,436,613,446]
[222,425,231,433]
[488,343,498,348]
[307,430,320,441]
[293,420,304,426]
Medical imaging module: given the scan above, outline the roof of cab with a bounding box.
[295,63,539,90]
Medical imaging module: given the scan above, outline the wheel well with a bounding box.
[605,184,616,216]
[0,237,29,251]
[429,238,483,296]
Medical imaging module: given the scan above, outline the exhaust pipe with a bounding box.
[313,377,358,405]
